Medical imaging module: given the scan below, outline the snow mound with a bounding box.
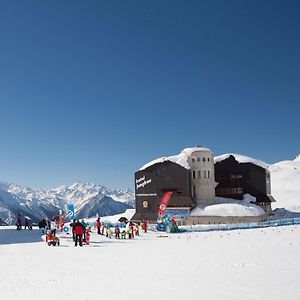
[140,146,212,170]
[190,195,265,217]
[214,154,269,169]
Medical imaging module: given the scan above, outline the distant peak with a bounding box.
[295,154,300,162]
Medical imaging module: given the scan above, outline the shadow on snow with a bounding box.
[0,228,43,245]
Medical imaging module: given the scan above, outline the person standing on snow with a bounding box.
[84,227,91,245]
[24,218,29,230]
[16,214,22,230]
[50,219,57,236]
[70,219,76,241]
[142,219,148,233]
[73,220,85,247]
[96,217,101,235]
[115,224,120,239]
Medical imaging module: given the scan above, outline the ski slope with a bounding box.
[1,225,300,300]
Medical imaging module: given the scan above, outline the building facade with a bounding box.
[214,155,275,214]
[132,160,197,222]
[132,148,275,222]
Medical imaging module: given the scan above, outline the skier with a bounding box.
[50,219,57,236]
[121,229,126,239]
[27,218,33,230]
[115,224,120,239]
[134,224,140,236]
[73,220,85,247]
[126,222,132,239]
[81,219,87,240]
[38,218,47,234]
[70,219,76,241]
[129,222,135,239]
[96,217,101,235]
[24,218,29,229]
[106,226,113,239]
[16,214,22,230]
[142,219,148,233]
[84,227,91,245]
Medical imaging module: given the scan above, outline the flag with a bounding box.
[59,210,63,231]
[67,203,75,220]
[157,192,173,217]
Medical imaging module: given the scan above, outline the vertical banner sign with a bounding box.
[157,192,173,217]
[59,209,63,231]
[67,203,75,220]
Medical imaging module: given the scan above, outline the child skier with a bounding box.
[84,227,91,245]
[115,224,120,239]
[121,229,126,239]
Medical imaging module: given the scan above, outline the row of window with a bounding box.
[192,170,211,179]
[217,187,243,195]
[192,157,211,162]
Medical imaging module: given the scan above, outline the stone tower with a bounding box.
[185,147,216,203]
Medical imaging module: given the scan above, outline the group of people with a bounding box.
[95,217,148,240]
[16,214,33,230]
[15,213,150,247]
[70,219,91,247]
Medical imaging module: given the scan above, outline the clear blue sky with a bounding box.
[0,0,299,190]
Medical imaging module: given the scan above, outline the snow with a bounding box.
[270,156,300,212]
[190,195,265,217]
[140,146,212,170]
[1,225,300,299]
[214,153,269,169]
[84,209,136,224]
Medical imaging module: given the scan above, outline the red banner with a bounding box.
[157,192,173,217]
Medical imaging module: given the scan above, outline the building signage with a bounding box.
[136,193,157,197]
[136,175,152,190]
[142,201,149,208]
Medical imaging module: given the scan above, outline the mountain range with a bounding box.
[0,154,299,224]
[0,182,134,223]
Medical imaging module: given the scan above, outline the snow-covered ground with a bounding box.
[1,225,300,300]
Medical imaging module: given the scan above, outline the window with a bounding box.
[208,170,210,178]
[203,157,206,162]
[197,157,200,162]
[204,170,207,178]
[208,157,210,161]
[192,171,196,179]
[198,171,201,178]
[231,174,242,179]
[193,185,196,197]
[192,158,195,162]
[232,188,243,194]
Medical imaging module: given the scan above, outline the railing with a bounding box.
[182,217,300,233]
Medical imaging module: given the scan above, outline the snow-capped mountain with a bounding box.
[269,155,300,212]
[0,182,135,223]
[76,194,133,219]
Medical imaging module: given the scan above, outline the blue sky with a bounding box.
[0,0,299,190]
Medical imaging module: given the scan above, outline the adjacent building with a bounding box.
[215,154,275,214]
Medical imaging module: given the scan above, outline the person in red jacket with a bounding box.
[73,220,86,247]
[96,217,101,235]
